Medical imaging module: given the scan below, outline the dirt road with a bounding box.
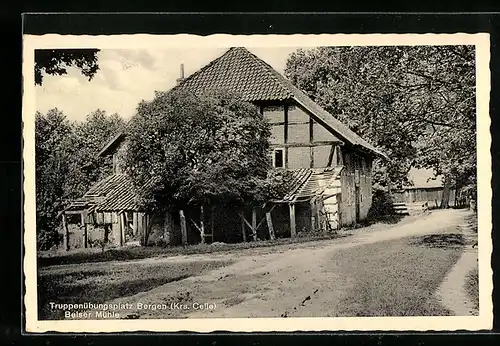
[105,208,477,319]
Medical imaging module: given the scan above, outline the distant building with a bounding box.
[392,168,461,208]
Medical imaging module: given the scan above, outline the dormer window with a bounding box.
[273,148,284,168]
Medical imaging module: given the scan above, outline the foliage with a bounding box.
[123,89,276,213]
[67,110,125,199]
[34,49,100,86]
[35,109,125,250]
[285,45,476,194]
[367,188,396,220]
[35,109,76,250]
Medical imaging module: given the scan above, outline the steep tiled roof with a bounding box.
[84,174,142,212]
[176,47,386,158]
[176,47,293,101]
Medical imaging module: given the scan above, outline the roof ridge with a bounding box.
[239,47,293,99]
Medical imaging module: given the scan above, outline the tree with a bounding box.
[34,49,100,86]
[35,109,76,250]
[67,110,126,199]
[124,89,277,210]
[285,45,476,205]
[123,89,283,241]
[35,108,126,250]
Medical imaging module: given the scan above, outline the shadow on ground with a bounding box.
[409,233,465,249]
[37,260,230,320]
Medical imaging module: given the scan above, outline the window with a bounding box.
[273,149,284,168]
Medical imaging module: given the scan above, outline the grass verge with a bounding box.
[37,233,348,267]
[38,259,231,320]
[332,235,464,316]
[464,266,479,313]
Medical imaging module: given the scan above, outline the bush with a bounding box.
[37,229,62,251]
[367,189,395,219]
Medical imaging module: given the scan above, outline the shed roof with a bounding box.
[86,174,142,212]
[277,166,343,203]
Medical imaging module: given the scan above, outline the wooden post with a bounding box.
[132,212,138,236]
[81,212,88,248]
[266,211,275,240]
[119,212,126,246]
[200,205,205,244]
[316,203,321,230]
[62,213,70,251]
[241,215,247,242]
[103,224,110,244]
[143,213,151,246]
[211,205,215,242]
[252,208,257,241]
[179,210,188,246]
[310,199,316,231]
[289,203,297,237]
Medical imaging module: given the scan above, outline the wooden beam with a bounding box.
[179,210,187,246]
[327,145,335,167]
[81,212,88,248]
[284,105,289,168]
[252,208,257,241]
[266,211,275,240]
[270,141,341,149]
[132,212,138,235]
[284,104,288,143]
[289,203,297,237]
[119,212,126,246]
[64,210,86,215]
[309,118,314,168]
[62,213,70,251]
[269,121,310,126]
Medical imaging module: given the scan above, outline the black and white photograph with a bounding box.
[22,33,492,332]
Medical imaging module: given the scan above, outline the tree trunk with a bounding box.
[200,205,205,244]
[252,208,257,241]
[211,205,215,242]
[180,210,188,246]
[163,210,172,245]
[440,176,452,209]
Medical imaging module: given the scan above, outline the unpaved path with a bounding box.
[436,217,478,316]
[103,209,476,318]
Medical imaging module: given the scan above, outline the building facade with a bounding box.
[61,47,386,248]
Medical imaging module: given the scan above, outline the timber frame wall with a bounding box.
[258,101,344,170]
[257,100,374,227]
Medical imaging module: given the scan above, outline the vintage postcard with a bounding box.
[23,33,493,332]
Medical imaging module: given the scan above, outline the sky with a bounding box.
[35,47,303,122]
